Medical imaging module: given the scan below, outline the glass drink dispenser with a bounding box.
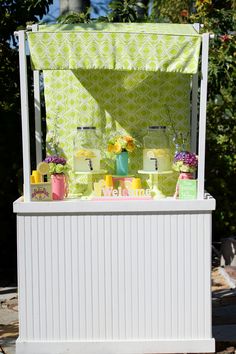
[143,126,171,172]
[73,126,101,172]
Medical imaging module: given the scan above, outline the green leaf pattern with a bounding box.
[44,69,190,196]
[28,23,201,74]
[28,24,198,197]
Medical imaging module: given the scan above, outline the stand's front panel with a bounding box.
[16,211,214,354]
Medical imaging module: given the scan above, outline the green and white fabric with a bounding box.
[28,23,201,74]
[27,24,201,197]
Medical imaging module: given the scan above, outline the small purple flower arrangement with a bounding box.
[173,151,198,173]
[44,155,68,175]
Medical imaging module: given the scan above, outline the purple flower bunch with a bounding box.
[173,151,198,173]
[174,151,198,166]
[44,155,67,165]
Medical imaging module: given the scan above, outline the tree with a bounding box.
[60,0,90,16]
[149,0,236,240]
[151,0,193,23]
[0,0,53,284]
[58,0,148,23]
[191,0,236,240]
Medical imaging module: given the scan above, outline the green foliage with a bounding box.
[0,0,53,43]
[107,0,146,22]
[57,10,92,24]
[151,0,192,23]
[191,0,236,239]
[192,0,235,33]
[57,0,147,23]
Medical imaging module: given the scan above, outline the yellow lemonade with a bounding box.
[143,148,172,172]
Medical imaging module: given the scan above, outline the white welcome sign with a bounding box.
[93,180,151,199]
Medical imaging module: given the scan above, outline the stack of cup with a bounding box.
[105,175,113,188]
[31,170,42,183]
[131,178,142,190]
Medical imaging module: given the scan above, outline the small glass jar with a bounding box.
[73,126,101,172]
[143,126,171,172]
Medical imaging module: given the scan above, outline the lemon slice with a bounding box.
[155,149,169,157]
[147,150,155,159]
[124,181,132,189]
[98,179,106,188]
[76,149,96,158]
[37,162,50,175]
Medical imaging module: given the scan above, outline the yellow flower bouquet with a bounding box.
[107,135,136,154]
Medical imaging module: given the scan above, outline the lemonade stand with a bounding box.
[13,23,215,354]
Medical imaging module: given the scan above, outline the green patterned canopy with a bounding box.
[27,24,201,197]
[28,23,201,74]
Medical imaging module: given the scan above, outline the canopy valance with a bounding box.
[27,23,201,74]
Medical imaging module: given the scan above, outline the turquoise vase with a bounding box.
[116,151,128,176]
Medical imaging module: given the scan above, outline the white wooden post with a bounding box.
[197,33,209,199]
[18,30,31,202]
[32,24,42,165]
[191,23,200,154]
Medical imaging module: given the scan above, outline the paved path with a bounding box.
[0,288,18,354]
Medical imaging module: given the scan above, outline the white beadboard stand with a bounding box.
[14,197,215,354]
[14,24,215,354]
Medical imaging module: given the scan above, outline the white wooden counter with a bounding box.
[14,196,215,354]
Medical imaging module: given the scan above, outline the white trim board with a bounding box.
[16,338,215,354]
[13,196,216,213]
